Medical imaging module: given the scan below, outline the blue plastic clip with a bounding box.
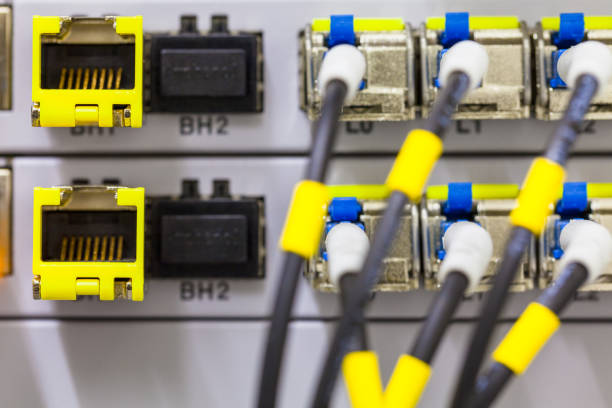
[434,49,448,88]
[444,183,473,217]
[552,13,585,49]
[324,197,364,260]
[549,49,568,88]
[551,182,588,258]
[551,217,585,259]
[329,197,362,222]
[329,15,355,47]
[436,183,474,260]
[435,13,470,87]
[440,12,470,48]
[556,182,588,217]
[437,218,472,260]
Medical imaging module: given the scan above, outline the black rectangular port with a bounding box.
[148,181,264,278]
[41,210,137,261]
[41,44,135,89]
[160,48,247,97]
[161,214,248,264]
[146,15,263,113]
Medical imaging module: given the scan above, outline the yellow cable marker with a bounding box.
[279,180,330,258]
[312,18,405,32]
[541,16,612,31]
[327,184,391,200]
[386,129,443,202]
[384,354,432,408]
[426,16,520,30]
[587,183,612,198]
[426,184,519,200]
[510,157,565,235]
[472,184,520,200]
[493,302,560,375]
[342,351,384,408]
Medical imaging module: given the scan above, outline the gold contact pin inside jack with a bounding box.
[59,68,67,89]
[59,235,125,261]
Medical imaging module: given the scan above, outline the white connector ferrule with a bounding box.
[557,41,612,94]
[438,221,493,293]
[438,40,489,91]
[325,222,370,287]
[318,44,366,104]
[558,219,612,284]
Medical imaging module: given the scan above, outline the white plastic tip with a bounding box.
[438,40,489,91]
[317,44,366,104]
[557,41,612,93]
[325,222,370,287]
[559,219,612,284]
[438,221,493,293]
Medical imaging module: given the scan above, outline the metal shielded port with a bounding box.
[31,15,143,127]
[145,15,263,113]
[0,6,11,110]
[305,185,419,292]
[534,13,612,120]
[422,183,536,292]
[32,185,145,301]
[540,183,612,291]
[421,13,531,119]
[148,179,265,278]
[300,15,416,121]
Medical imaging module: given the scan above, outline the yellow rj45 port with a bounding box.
[32,185,145,301]
[31,16,143,127]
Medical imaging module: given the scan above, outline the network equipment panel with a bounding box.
[2,2,612,408]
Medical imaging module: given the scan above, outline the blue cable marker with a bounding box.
[435,13,469,86]
[444,182,473,217]
[324,197,364,260]
[437,183,473,259]
[549,49,568,88]
[328,197,362,222]
[556,182,588,216]
[440,12,470,48]
[552,13,585,49]
[550,14,584,87]
[434,49,448,88]
[552,182,588,259]
[328,14,355,47]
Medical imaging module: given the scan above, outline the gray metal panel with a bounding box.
[7,156,612,320]
[0,0,611,153]
[5,1,612,407]
[0,321,611,407]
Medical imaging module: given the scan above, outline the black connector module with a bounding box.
[146,15,263,113]
[148,179,265,278]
